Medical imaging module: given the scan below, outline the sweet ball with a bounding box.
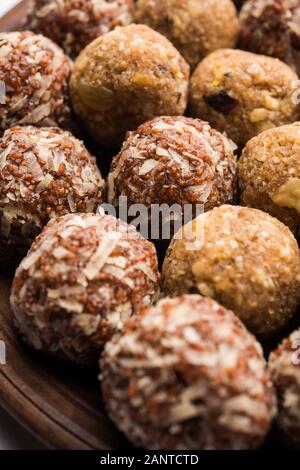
[107,116,238,229]
[162,205,300,339]
[0,31,73,131]
[10,213,160,364]
[0,126,105,265]
[239,123,300,240]
[189,49,299,147]
[70,24,190,147]
[269,328,300,448]
[239,0,300,75]
[133,0,239,70]
[26,0,134,59]
[102,294,276,450]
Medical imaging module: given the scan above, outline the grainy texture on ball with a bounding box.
[189,49,299,147]
[0,31,72,131]
[239,123,300,240]
[10,213,160,364]
[108,116,237,217]
[239,0,300,75]
[0,126,105,266]
[162,205,300,338]
[70,24,190,147]
[102,294,277,450]
[26,0,134,59]
[269,328,300,448]
[133,0,239,70]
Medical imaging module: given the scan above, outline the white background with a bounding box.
[0,0,46,450]
[0,1,22,18]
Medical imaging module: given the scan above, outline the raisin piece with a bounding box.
[204,91,238,114]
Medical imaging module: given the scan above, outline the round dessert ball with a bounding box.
[189,49,299,147]
[133,0,239,70]
[101,294,277,450]
[10,213,160,364]
[108,116,238,231]
[239,123,300,240]
[26,0,134,59]
[0,31,73,131]
[70,24,190,147]
[239,0,300,75]
[0,126,105,266]
[269,328,300,448]
[162,205,300,339]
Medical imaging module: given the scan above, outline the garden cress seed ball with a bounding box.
[239,0,300,75]
[269,328,300,448]
[26,0,134,59]
[108,116,238,223]
[70,24,190,147]
[0,31,72,131]
[10,213,160,364]
[133,0,239,70]
[0,126,105,266]
[101,295,277,450]
[189,49,299,147]
[239,123,300,240]
[162,205,300,338]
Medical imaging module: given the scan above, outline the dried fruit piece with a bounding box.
[203,91,238,114]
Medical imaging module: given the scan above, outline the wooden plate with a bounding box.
[0,1,128,450]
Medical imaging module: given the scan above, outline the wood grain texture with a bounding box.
[0,1,128,450]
